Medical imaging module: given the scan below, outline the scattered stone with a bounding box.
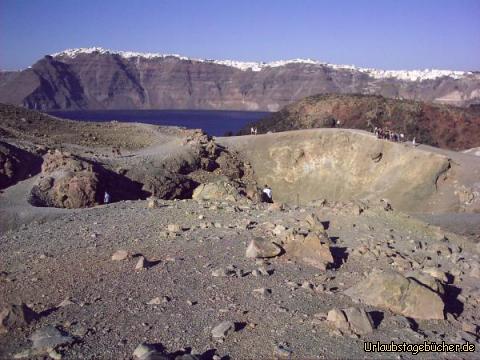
[246,237,282,259]
[48,350,62,360]
[345,270,445,320]
[135,256,146,271]
[57,298,75,308]
[327,307,374,336]
[167,224,181,232]
[133,342,168,360]
[257,267,270,276]
[111,250,129,261]
[327,309,350,332]
[284,232,333,270]
[461,321,478,334]
[147,297,162,305]
[272,224,286,236]
[301,281,314,290]
[304,213,326,232]
[274,343,293,358]
[0,303,38,334]
[211,321,235,339]
[30,326,73,350]
[147,197,160,209]
[253,288,272,297]
[342,307,374,335]
[212,268,229,277]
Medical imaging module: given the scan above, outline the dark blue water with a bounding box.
[46,110,269,137]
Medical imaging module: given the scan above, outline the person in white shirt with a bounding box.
[104,191,111,204]
[262,185,273,203]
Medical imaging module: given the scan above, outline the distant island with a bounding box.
[0,47,479,111]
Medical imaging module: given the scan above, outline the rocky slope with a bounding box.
[0,103,253,221]
[221,129,480,214]
[2,105,480,358]
[1,195,480,359]
[239,94,480,150]
[0,47,479,111]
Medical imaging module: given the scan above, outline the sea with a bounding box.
[46,110,270,137]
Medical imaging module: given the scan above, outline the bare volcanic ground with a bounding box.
[239,94,480,151]
[1,199,480,359]
[1,105,480,359]
[0,103,161,151]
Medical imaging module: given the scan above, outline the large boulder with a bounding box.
[344,270,445,320]
[192,180,246,202]
[29,151,102,208]
[284,231,333,270]
[29,150,150,208]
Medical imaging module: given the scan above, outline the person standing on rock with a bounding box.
[104,191,111,204]
[262,185,273,203]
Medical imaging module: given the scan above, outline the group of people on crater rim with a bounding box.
[373,127,405,142]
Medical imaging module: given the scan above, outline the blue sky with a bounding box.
[1,0,479,70]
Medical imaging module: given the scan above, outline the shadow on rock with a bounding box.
[368,310,384,328]
[443,284,464,317]
[329,246,349,269]
[0,141,42,190]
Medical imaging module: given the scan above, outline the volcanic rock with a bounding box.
[245,237,282,259]
[30,326,74,350]
[192,180,245,202]
[0,303,38,334]
[140,172,197,200]
[111,250,129,261]
[327,307,374,335]
[0,141,41,189]
[342,307,375,335]
[29,151,101,208]
[147,197,161,209]
[211,321,235,339]
[344,270,445,320]
[135,256,146,271]
[133,343,168,360]
[284,231,333,270]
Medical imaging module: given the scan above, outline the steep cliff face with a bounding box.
[0,48,479,110]
[240,94,480,150]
